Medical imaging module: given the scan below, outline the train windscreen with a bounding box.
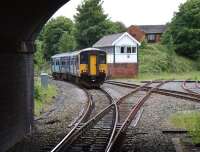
[99,53,106,64]
[80,52,88,64]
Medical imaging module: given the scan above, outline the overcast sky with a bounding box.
[52,0,186,27]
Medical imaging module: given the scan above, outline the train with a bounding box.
[51,48,108,88]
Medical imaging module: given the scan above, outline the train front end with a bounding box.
[79,48,107,87]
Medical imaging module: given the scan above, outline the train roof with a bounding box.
[51,48,104,58]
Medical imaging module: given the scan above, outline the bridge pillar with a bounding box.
[0,41,34,151]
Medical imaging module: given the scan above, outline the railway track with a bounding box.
[105,80,200,102]
[51,87,118,152]
[196,81,200,89]
[50,80,167,152]
[182,80,200,96]
[105,81,166,152]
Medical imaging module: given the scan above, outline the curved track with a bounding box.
[50,87,93,152]
[51,80,167,152]
[51,88,118,152]
[50,81,151,152]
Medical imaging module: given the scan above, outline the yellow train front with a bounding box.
[51,48,107,88]
[79,48,107,87]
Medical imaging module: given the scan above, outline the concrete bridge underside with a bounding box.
[0,0,69,151]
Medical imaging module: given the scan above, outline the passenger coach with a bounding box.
[51,48,107,88]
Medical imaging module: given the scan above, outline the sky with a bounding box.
[52,0,187,27]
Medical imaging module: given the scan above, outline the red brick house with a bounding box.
[128,25,166,43]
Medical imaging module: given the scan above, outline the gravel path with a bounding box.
[8,80,88,152]
[121,93,200,152]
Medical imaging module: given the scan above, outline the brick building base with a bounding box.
[107,63,138,78]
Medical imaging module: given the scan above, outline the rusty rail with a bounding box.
[195,81,200,89]
[50,88,93,152]
[106,80,200,102]
[51,81,152,152]
[105,81,166,152]
[182,81,200,97]
[51,88,118,152]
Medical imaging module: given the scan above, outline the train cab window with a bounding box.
[80,52,88,64]
[99,54,106,64]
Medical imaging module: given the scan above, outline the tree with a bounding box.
[105,20,127,34]
[42,16,75,60]
[34,40,46,73]
[58,32,77,52]
[74,0,111,49]
[162,0,200,59]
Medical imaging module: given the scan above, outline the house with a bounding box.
[128,25,166,43]
[93,32,140,78]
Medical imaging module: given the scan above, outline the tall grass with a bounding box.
[139,44,196,74]
[34,78,57,116]
[170,111,200,144]
[137,71,200,81]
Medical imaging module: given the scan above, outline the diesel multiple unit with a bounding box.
[51,48,107,87]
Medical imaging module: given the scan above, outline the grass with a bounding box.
[135,71,200,81]
[134,43,200,81]
[34,78,57,116]
[139,43,197,73]
[170,111,200,144]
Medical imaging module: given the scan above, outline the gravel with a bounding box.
[8,80,88,152]
[103,82,200,152]
[7,80,200,152]
[121,93,200,152]
[88,89,112,118]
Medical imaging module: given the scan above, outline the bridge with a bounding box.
[0,0,70,151]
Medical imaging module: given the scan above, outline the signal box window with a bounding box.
[132,47,136,53]
[121,47,125,53]
[127,47,131,53]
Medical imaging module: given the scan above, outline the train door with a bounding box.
[89,55,97,75]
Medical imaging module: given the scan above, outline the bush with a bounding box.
[162,0,200,60]
[139,44,196,74]
[34,78,57,115]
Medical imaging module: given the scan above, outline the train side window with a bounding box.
[62,61,65,65]
[56,60,60,65]
[99,54,106,64]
